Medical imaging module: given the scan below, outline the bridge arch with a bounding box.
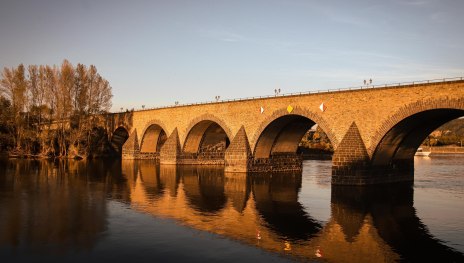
[111,126,130,155]
[369,98,464,169]
[183,114,233,144]
[140,120,169,153]
[183,115,232,161]
[252,107,337,159]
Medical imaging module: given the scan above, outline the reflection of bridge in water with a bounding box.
[0,159,461,261]
[125,161,464,262]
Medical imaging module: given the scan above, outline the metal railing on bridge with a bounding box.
[118,76,464,113]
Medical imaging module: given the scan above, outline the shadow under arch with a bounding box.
[139,120,169,157]
[251,107,338,152]
[369,98,464,157]
[111,126,130,156]
[183,114,233,144]
[370,99,464,174]
[251,108,335,172]
[182,115,232,164]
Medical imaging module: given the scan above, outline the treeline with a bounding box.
[0,60,112,158]
[299,118,464,152]
[426,118,464,146]
[298,126,333,158]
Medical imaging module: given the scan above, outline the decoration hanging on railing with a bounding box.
[319,102,327,112]
[260,106,264,114]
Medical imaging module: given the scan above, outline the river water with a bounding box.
[0,156,463,262]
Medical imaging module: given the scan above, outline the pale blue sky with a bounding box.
[1,0,463,111]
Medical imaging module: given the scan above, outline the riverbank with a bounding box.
[298,147,333,160]
[421,146,464,154]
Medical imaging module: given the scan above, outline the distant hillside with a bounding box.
[427,118,464,146]
[298,118,464,149]
[436,118,464,137]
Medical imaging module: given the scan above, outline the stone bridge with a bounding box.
[105,78,464,185]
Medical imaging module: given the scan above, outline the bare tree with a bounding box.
[0,65,28,150]
[1,60,113,158]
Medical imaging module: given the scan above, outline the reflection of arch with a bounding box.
[111,126,129,154]
[224,173,251,213]
[183,115,231,156]
[252,173,321,240]
[252,107,337,156]
[140,120,169,153]
[181,166,226,213]
[331,184,464,262]
[370,99,464,167]
[138,161,163,201]
[159,165,180,197]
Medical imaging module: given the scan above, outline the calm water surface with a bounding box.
[0,156,463,262]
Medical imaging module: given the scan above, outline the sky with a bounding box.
[1,0,463,112]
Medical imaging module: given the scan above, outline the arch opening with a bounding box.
[111,127,129,156]
[371,109,464,174]
[183,120,230,164]
[252,114,333,172]
[140,124,167,160]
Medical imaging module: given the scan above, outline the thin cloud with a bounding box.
[396,0,428,6]
[197,27,246,43]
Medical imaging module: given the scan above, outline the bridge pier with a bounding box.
[331,122,414,185]
[138,152,160,160]
[249,154,303,173]
[120,123,416,185]
[121,130,140,159]
[331,122,371,185]
[224,127,252,172]
[159,128,181,164]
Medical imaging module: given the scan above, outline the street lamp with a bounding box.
[142,105,145,110]
[215,96,220,102]
[274,88,281,96]
[363,79,373,86]
[175,101,179,106]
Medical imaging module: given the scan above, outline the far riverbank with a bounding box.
[422,146,464,154]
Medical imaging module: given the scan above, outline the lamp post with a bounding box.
[363,79,373,86]
[142,105,145,110]
[175,101,179,106]
[215,96,220,102]
[274,88,281,96]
